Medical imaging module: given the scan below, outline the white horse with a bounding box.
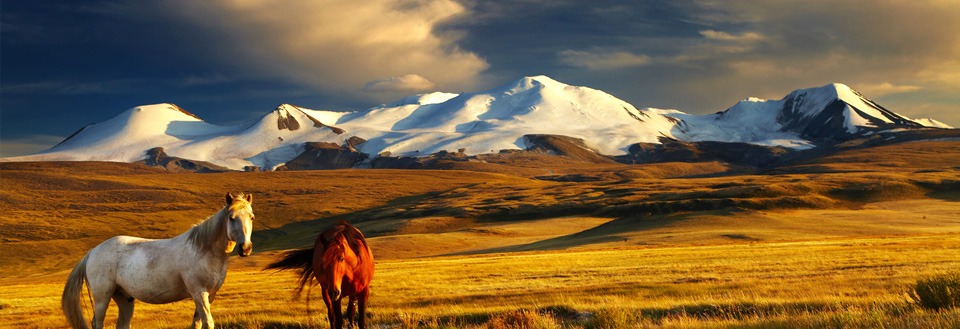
[62,192,255,329]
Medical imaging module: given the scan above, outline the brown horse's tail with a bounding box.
[265,248,315,297]
[62,253,91,329]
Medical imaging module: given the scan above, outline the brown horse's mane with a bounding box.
[321,221,370,263]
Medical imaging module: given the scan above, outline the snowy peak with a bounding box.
[334,75,681,157]
[502,75,568,93]
[266,104,344,134]
[668,82,949,149]
[772,83,925,138]
[13,102,349,170]
[56,103,205,150]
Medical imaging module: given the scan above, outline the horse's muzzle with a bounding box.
[329,289,341,301]
[239,243,253,257]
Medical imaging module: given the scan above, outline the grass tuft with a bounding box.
[590,308,645,329]
[486,309,561,329]
[910,272,960,311]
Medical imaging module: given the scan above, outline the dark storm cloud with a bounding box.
[2,0,959,157]
[449,0,960,124]
[446,1,706,74]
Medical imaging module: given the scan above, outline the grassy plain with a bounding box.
[1,140,959,328]
[3,235,959,328]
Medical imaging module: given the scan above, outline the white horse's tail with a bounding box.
[62,253,91,329]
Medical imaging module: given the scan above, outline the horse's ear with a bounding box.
[244,193,253,203]
[225,192,234,206]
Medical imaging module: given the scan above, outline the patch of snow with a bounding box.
[913,118,954,129]
[842,104,874,133]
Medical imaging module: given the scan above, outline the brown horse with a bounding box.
[267,222,374,329]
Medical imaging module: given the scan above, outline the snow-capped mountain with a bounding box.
[10,103,345,170]
[2,76,951,170]
[665,83,950,149]
[306,76,681,157]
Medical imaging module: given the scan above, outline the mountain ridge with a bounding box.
[2,76,953,171]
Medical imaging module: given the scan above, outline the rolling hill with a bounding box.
[2,139,958,276]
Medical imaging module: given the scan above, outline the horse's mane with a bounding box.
[322,222,370,263]
[187,208,228,253]
[187,195,250,253]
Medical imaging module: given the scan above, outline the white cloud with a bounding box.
[853,82,922,97]
[363,74,437,92]
[557,50,651,70]
[699,30,765,43]
[163,0,488,100]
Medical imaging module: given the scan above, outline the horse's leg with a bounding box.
[87,281,114,329]
[192,291,215,329]
[345,296,356,328]
[357,289,370,329]
[112,293,134,329]
[322,290,337,329]
[332,298,344,329]
[88,292,112,329]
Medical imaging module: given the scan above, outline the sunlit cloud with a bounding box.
[853,82,922,97]
[162,0,488,100]
[557,49,652,70]
[916,60,960,90]
[699,30,765,43]
[363,74,437,92]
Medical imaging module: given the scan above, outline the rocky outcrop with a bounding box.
[522,134,616,163]
[370,149,470,169]
[283,142,368,170]
[139,147,232,173]
[618,137,793,168]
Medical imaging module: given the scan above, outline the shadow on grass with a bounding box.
[445,211,736,256]
[253,189,465,251]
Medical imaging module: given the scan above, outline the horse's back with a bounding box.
[85,236,151,272]
[85,235,194,303]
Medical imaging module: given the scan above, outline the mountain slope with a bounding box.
[2,78,953,171]
[668,83,948,148]
[307,75,682,157]
[8,103,345,170]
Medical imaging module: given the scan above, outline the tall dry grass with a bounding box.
[3,234,958,328]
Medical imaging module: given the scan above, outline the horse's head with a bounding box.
[224,192,254,257]
[321,233,358,300]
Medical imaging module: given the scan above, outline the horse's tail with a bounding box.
[62,253,91,329]
[265,248,315,297]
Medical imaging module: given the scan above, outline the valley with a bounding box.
[1,140,958,327]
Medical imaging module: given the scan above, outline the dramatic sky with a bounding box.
[2,0,959,157]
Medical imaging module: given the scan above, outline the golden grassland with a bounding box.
[1,140,960,328]
[2,235,959,328]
